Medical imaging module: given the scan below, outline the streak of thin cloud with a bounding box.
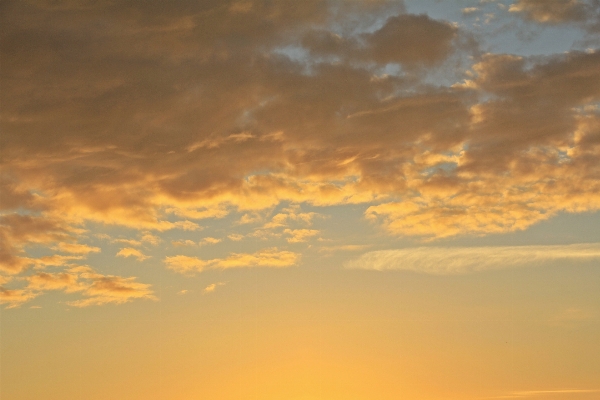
[345,243,600,274]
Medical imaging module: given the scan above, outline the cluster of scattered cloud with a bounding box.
[509,0,600,29]
[164,248,299,274]
[1,0,599,306]
[0,266,156,308]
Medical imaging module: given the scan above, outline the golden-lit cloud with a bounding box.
[203,282,226,294]
[2,0,600,283]
[54,242,101,254]
[345,243,600,274]
[0,288,39,309]
[283,229,320,243]
[67,274,157,307]
[199,237,222,246]
[164,248,300,274]
[116,248,150,261]
[0,267,156,308]
[509,0,590,23]
[172,239,197,247]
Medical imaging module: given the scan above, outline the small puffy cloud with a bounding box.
[26,272,84,292]
[112,238,143,247]
[164,248,300,274]
[203,282,226,294]
[228,234,244,241]
[283,229,320,243]
[345,243,600,274]
[0,288,38,309]
[263,207,320,229]
[199,237,222,245]
[177,289,189,295]
[172,239,197,247]
[462,7,479,14]
[173,221,202,231]
[116,248,150,261]
[54,242,101,254]
[509,0,590,23]
[141,233,161,246]
[30,255,84,269]
[164,256,209,274]
[238,213,263,225]
[67,275,156,307]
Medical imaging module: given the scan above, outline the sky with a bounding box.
[1,0,600,399]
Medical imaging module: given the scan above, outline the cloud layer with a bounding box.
[1,0,599,305]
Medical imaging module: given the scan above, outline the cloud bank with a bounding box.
[1,0,600,305]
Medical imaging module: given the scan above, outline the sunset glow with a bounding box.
[1,1,600,399]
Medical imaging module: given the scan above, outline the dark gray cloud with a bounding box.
[0,0,599,276]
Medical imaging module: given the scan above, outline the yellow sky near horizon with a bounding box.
[1,0,600,399]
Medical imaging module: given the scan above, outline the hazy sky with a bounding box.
[1,0,600,399]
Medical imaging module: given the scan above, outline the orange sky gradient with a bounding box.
[1,0,600,399]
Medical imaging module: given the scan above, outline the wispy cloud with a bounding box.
[485,388,600,399]
[164,248,300,274]
[345,243,600,274]
[116,248,150,261]
[199,237,222,246]
[203,282,226,294]
[1,267,156,308]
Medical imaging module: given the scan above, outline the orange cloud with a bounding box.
[2,0,600,273]
[1,267,156,308]
[164,248,300,274]
[116,248,150,261]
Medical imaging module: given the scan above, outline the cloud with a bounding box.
[488,389,600,399]
[172,239,197,247]
[2,0,600,275]
[1,267,156,308]
[116,248,150,261]
[173,221,202,231]
[164,248,300,274]
[508,0,594,24]
[67,275,156,307]
[112,238,143,247]
[318,244,371,253]
[0,288,39,309]
[283,229,320,243]
[203,282,226,294]
[26,272,84,292]
[199,237,222,245]
[302,13,459,66]
[0,214,75,273]
[462,7,480,15]
[228,234,244,241]
[345,243,600,274]
[54,242,101,254]
[141,233,161,246]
